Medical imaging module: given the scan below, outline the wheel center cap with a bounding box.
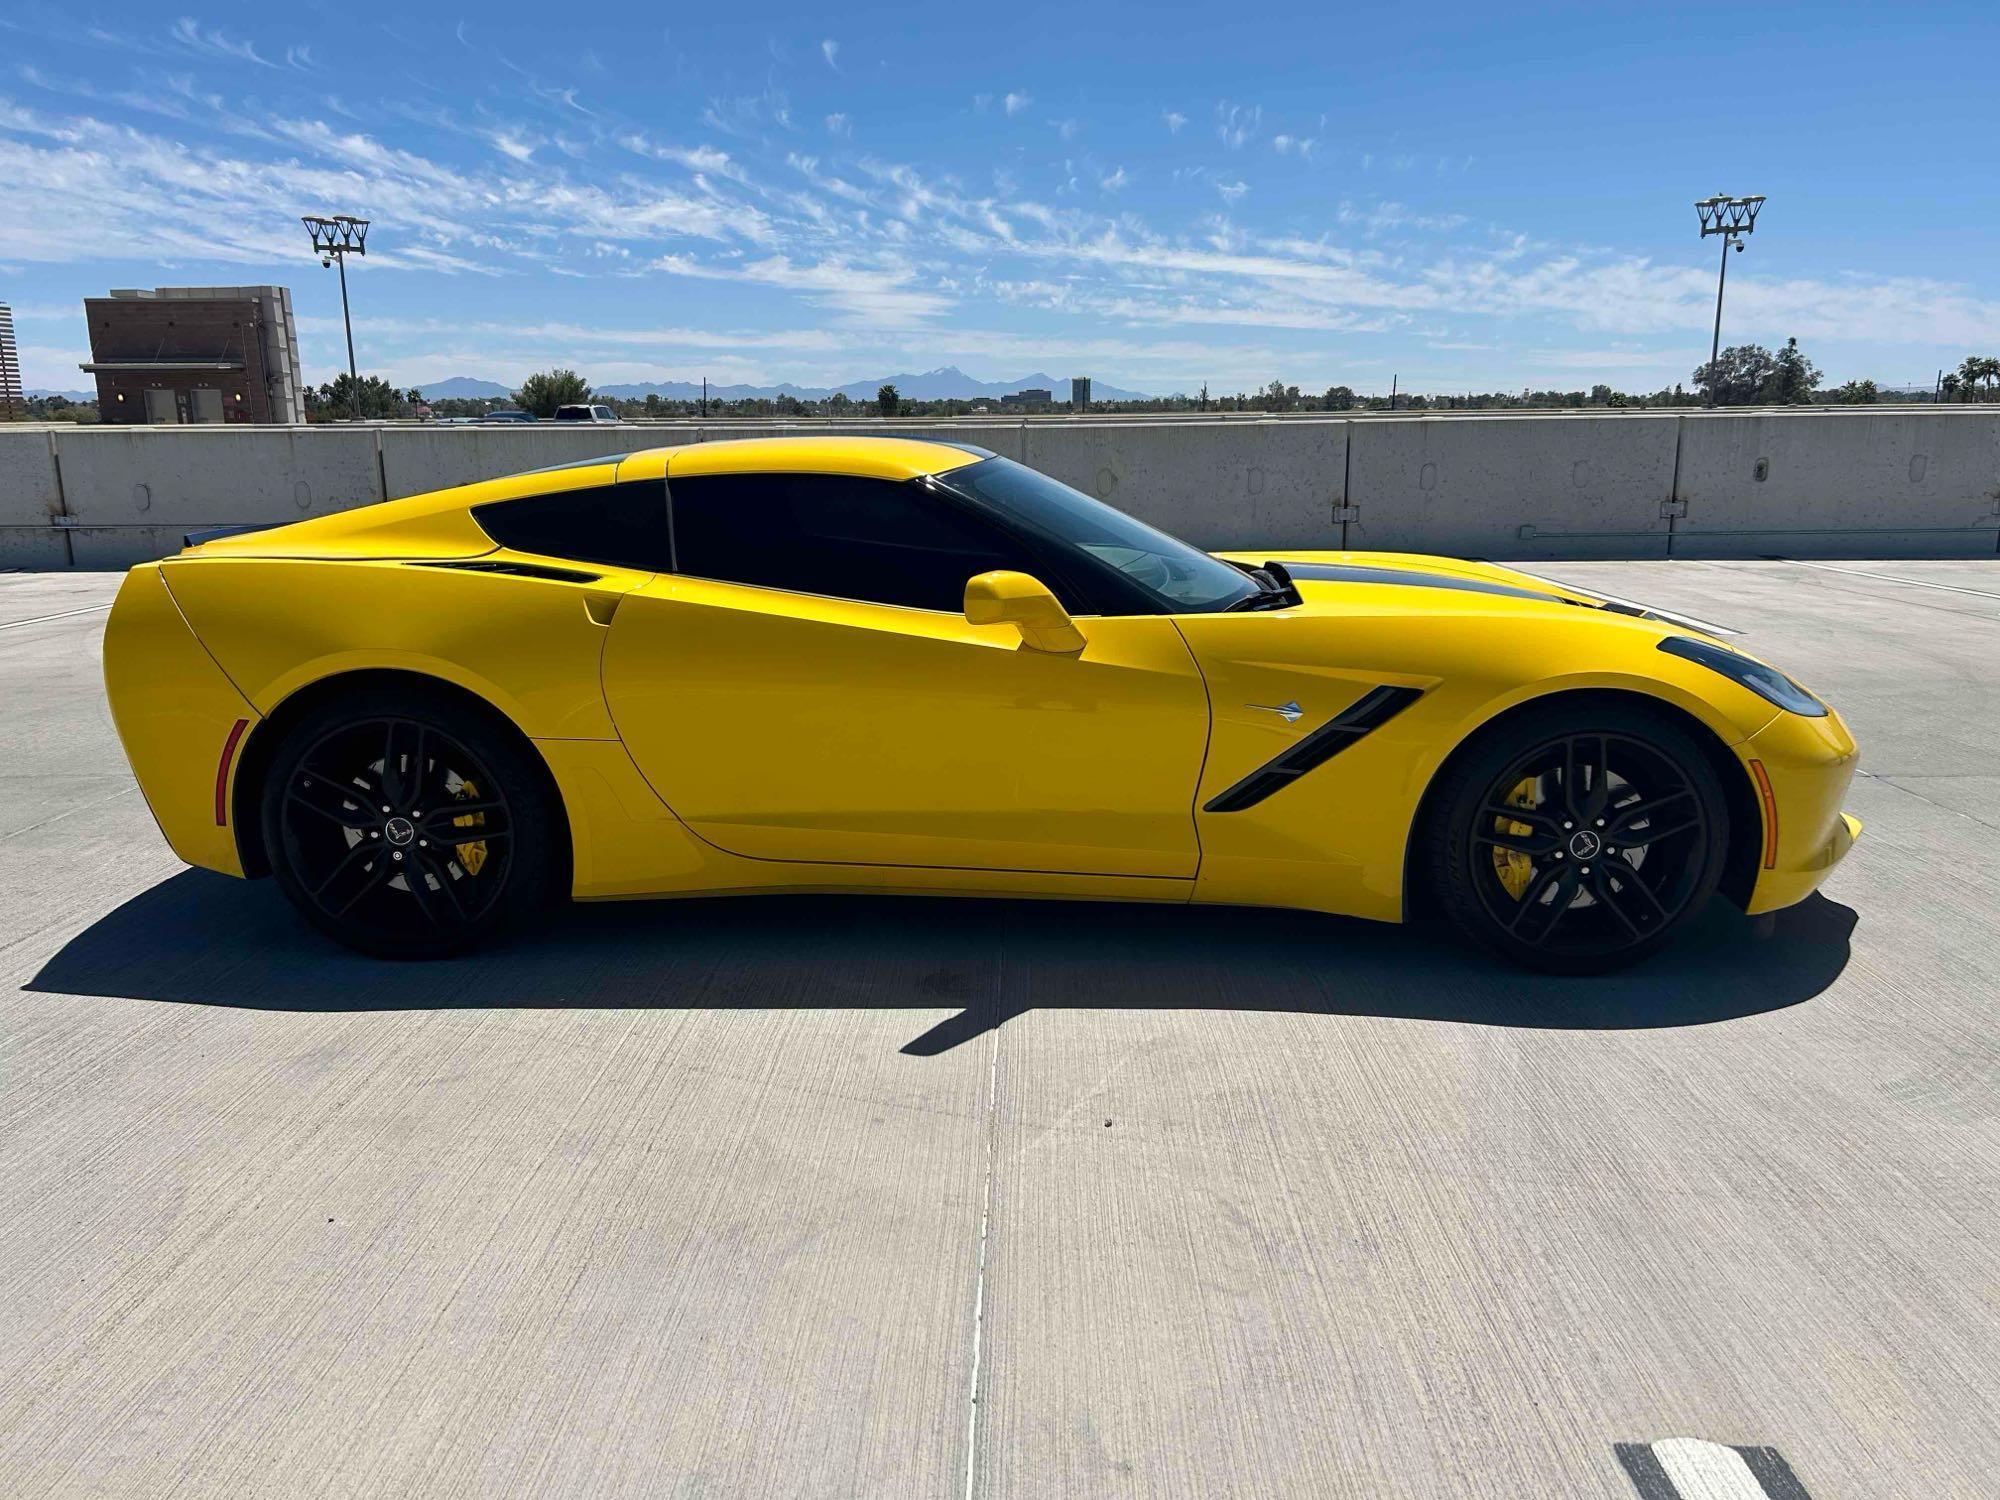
[1568,829,1602,860]
[384,816,417,847]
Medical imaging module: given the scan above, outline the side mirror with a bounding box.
[964,570,1086,654]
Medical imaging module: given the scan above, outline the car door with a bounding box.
[599,469,1211,877]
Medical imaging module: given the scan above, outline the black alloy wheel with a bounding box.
[1426,703,1730,973]
[261,690,555,957]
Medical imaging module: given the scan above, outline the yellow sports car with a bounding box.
[103,436,1860,971]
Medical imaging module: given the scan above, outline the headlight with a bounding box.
[1657,635,1825,718]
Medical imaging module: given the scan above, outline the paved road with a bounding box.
[1,562,1994,1499]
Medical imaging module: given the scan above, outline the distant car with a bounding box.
[104,436,1860,970]
[552,404,620,424]
[478,409,536,424]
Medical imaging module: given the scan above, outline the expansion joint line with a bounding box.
[959,925,1004,1500]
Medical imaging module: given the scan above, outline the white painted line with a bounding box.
[1652,1438,1775,1499]
[0,603,113,632]
[1780,557,2000,602]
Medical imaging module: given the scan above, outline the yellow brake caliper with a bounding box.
[453,777,489,876]
[1494,776,1538,899]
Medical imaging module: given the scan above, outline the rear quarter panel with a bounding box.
[158,556,651,740]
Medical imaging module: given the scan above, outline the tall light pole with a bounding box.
[1694,193,1763,404]
[302,214,370,421]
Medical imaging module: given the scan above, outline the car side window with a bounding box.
[669,473,1081,614]
[472,479,672,572]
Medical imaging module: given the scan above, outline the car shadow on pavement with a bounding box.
[27,869,1856,1055]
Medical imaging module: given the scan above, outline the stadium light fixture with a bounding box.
[302,214,370,421]
[1695,194,1764,403]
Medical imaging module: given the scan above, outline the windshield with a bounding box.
[935,456,1260,613]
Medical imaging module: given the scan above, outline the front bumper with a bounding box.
[1741,706,1861,915]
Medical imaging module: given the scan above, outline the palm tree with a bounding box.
[1979,356,2000,402]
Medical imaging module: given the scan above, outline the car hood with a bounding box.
[1211,549,1724,635]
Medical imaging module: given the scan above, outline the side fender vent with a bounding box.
[1204,685,1424,814]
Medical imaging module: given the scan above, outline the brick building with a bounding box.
[81,286,306,425]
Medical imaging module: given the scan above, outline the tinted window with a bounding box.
[473,480,671,572]
[936,457,1259,613]
[670,473,1062,613]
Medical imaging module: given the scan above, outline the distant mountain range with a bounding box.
[414,377,515,400]
[418,366,1150,404]
[24,388,95,402]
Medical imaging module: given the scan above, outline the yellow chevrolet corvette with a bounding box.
[103,436,1859,971]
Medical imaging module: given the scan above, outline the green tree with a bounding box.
[1829,378,1879,405]
[514,368,593,418]
[877,383,900,416]
[1322,385,1355,411]
[1692,343,1779,406]
[1760,337,1821,404]
[1957,355,2000,401]
[308,373,412,420]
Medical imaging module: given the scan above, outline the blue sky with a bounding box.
[3,1,1996,396]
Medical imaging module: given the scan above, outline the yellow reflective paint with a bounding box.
[105,438,1858,925]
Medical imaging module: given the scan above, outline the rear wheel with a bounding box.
[260,688,557,957]
[1425,701,1730,973]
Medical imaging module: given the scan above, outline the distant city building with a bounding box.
[0,303,21,418]
[81,285,306,425]
[1070,376,1091,411]
[1000,387,1053,409]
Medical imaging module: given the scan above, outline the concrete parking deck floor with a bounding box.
[1,561,1995,1499]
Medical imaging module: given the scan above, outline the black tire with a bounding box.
[1422,699,1730,974]
[259,684,559,958]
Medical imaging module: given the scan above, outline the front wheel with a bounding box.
[1424,702,1731,973]
[259,688,558,957]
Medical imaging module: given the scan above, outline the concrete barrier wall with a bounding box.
[46,427,385,569]
[0,430,68,569]
[1350,413,1681,559]
[1673,410,2000,559]
[1021,420,1348,549]
[4,411,1997,570]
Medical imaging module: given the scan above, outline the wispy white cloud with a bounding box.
[1216,179,1249,204]
[824,112,850,137]
[1002,90,1030,117]
[1215,101,1260,149]
[485,129,538,162]
[169,17,275,68]
[1162,110,1186,134]
[649,251,953,325]
[820,38,840,70]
